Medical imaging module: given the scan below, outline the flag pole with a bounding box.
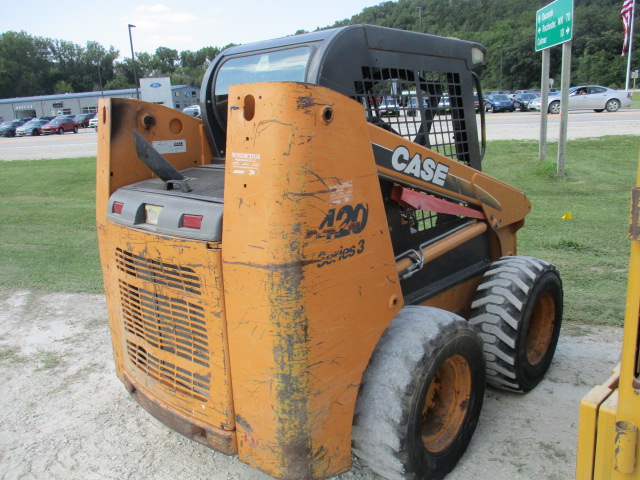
[625,0,636,91]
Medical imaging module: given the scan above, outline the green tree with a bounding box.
[53,80,74,94]
[0,31,52,98]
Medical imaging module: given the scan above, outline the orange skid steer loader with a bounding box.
[96,25,563,480]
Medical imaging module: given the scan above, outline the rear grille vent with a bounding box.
[119,280,210,367]
[115,248,202,295]
[127,340,211,402]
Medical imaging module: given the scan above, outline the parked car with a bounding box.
[182,105,201,118]
[89,117,98,130]
[377,96,400,116]
[473,93,481,112]
[73,113,96,128]
[406,97,419,116]
[484,94,515,112]
[512,93,539,111]
[528,85,633,113]
[0,119,27,137]
[41,117,78,135]
[16,119,50,136]
[437,95,451,113]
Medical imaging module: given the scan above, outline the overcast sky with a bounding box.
[2,1,379,57]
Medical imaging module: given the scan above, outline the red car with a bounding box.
[41,118,78,135]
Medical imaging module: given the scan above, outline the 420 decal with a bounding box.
[307,203,368,239]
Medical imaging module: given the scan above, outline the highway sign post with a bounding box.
[536,0,574,176]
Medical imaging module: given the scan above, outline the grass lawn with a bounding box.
[483,135,640,325]
[0,157,102,293]
[1,136,639,325]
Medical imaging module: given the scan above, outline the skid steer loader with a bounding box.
[96,25,563,480]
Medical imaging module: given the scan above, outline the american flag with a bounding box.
[621,0,634,56]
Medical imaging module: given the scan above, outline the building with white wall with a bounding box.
[0,84,200,122]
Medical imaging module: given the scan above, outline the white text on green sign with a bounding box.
[535,0,573,51]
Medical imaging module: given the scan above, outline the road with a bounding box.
[484,108,640,141]
[0,128,98,161]
[0,110,638,161]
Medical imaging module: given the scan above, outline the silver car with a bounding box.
[529,85,632,114]
[16,119,49,136]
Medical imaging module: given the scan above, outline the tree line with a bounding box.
[0,0,637,100]
[326,0,638,90]
[0,30,234,99]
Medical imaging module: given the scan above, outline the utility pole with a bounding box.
[128,24,140,100]
[499,45,504,91]
[97,62,104,97]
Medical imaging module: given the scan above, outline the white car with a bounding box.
[89,117,98,130]
[182,105,201,118]
[528,85,632,114]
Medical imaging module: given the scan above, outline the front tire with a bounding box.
[73,126,78,133]
[548,101,560,114]
[58,128,64,135]
[353,306,485,480]
[605,99,620,112]
[469,256,563,392]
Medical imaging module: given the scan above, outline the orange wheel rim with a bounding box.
[526,291,555,366]
[421,355,472,453]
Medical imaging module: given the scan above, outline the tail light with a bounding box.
[182,214,203,229]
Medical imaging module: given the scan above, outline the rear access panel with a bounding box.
[100,224,236,453]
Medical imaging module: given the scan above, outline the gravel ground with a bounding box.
[0,288,623,480]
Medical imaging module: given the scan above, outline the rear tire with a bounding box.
[73,126,78,133]
[469,256,563,392]
[605,99,620,112]
[353,306,485,480]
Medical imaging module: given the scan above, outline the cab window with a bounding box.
[214,47,311,124]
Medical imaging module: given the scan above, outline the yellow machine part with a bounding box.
[576,153,640,479]
[222,82,402,479]
[96,99,238,452]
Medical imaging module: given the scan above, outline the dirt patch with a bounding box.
[0,289,623,480]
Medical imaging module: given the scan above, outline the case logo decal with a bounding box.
[390,145,449,187]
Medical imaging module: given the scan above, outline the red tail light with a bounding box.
[112,202,124,214]
[182,214,203,229]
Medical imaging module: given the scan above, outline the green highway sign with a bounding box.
[535,0,574,51]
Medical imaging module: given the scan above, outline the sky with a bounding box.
[1,0,380,57]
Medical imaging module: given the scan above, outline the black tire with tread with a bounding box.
[469,256,563,392]
[352,306,485,480]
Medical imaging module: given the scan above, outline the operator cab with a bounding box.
[201,25,487,169]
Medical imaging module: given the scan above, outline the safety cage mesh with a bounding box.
[354,67,470,165]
